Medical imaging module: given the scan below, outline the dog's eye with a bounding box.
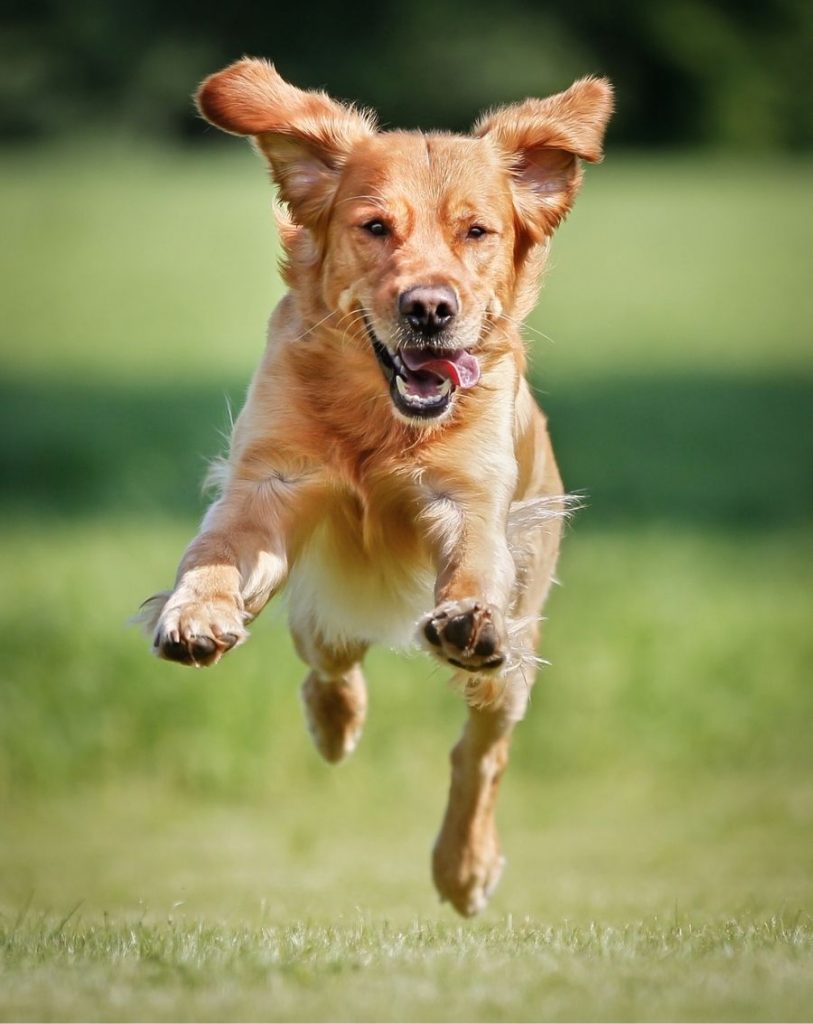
[363,220,389,237]
[467,225,488,239]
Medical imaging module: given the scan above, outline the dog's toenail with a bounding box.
[219,632,239,650]
[483,655,505,668]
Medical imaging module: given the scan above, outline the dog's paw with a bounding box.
[151,594,247,667]
[432,830,506,917]
[420,598,507,672]
[300,668,367,764]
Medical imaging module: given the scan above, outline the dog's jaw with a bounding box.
[362,316,480,426]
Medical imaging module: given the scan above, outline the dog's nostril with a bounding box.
[404,300,429,332]
[436,301,453,324]
[398,286,458,336]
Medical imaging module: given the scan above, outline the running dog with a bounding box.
[140,58,613,916]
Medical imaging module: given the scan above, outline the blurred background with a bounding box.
[1,0,812,1000]
[3,0,813,146]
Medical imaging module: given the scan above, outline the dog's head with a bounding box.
[197,59,612,425]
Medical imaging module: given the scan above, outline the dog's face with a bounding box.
[197,60,612,425]
[322,134,517,422]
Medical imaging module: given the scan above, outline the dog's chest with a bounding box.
[286,484,435,649]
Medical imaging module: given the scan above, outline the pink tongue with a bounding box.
[400,348,481,389]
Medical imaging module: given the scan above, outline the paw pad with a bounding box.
[421,599,506,672]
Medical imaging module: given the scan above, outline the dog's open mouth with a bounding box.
[366,322,481,420]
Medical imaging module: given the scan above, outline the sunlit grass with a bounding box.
[1,523,811,793]
[3,911,811,1022]
[1,145,811,385]
[538,153,813,377]
[2,766,812,1021]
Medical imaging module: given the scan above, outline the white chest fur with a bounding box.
[286,518,436,650]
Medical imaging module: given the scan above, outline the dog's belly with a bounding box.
[286,517,435,650]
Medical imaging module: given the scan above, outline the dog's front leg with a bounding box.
[142,478,292,667]
[419,487,529,915]
[420,490,515,677]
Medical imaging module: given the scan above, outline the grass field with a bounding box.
[1,142,812,1021]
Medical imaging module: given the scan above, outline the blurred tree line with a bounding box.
[2,0,812,149]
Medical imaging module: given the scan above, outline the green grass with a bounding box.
[0,143,811,1020]
[1,146,811,385]
[3,912,812,1022]
[2,770,812,1020]
[1,525,812,793]
[2,767,813,1021]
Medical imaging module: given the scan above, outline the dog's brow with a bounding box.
[335,193,387,208]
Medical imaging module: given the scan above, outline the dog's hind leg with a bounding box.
[291,619,368,764]
[432,701,519,916]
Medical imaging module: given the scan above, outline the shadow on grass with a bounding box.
[1,371,811,528]
[540,371,813,528]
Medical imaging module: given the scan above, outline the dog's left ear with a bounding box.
[196,58,377,228]
[475,77,613,241]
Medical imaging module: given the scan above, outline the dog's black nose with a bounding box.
[398,286,458,337]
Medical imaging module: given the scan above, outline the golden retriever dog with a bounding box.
[140,58,612,916]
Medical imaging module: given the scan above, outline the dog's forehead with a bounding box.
[340,132,508,210]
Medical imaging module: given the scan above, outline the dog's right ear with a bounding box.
[475,77,613,241]
[196,58,377,228]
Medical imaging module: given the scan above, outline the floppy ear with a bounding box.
[475,77,613,241]
[196,58,377,228]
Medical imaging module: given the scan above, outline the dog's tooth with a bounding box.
[395,375,409,397]
[438,379,452,396]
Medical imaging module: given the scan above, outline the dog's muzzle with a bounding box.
[364,318,481,421]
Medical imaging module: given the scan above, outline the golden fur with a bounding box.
[140,59,612,916]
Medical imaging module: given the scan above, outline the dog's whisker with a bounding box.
[290,309,339,343]
[337,313,369,336]
[498,310,557,345]
[334,306,375,342]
